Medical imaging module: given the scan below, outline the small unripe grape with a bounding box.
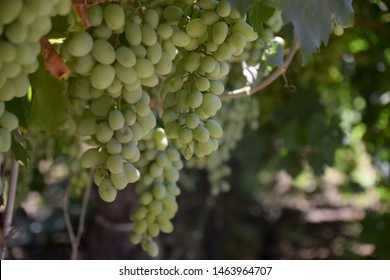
[0,111,18,130]
[205,119,223,138]
[124,162,140,183]
[0,128,11,153]
[98,179,117,202]
[90,64,116,90]
[91,39,116,65]
[96,122,114,143]
[88,4,103,26]
[108,109,125,131]
[104,3,125,30]
[66,32,93,57]
[163,6,183,22]
[81,148,101,168]
[193,126,210,143]
[106,154,123,174]
[110,172,128,190]
[125,22,142,46]
[186,18,207,38]
[116,46,136,67]
[212,21,229,45]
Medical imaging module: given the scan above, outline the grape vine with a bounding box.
[0,0,354,259]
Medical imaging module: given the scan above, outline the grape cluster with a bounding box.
[187,97,259,195]
[62,3,178,202]
[0,0,72,153]
[161,0,258,159]
[129,128,183,257]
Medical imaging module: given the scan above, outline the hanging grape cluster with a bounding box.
[0,0,72,153]
[161,0,258,159]
[129,127,182,257]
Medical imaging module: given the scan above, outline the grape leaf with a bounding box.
[28,56,69,134]
[11,131,32,167]
[249,0,275,35]
[264,0,354,61]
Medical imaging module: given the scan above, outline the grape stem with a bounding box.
[0,157,20,260]
[221,40,300,101]
[63,170,93,260]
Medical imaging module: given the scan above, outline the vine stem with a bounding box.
[63,170,93,260]
[220,40,300,101]
[0,157,20,260]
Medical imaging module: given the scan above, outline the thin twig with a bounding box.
[221,40,300,101]
[0,158,20,260]
[63,185,76,254]
[63,170,93,260]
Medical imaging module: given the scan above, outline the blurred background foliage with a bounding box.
[6,0,390,259]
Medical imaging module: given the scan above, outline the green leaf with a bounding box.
[11,131,32,166]
[47,15,73,38]
[28,56,69,134]
[249,0,275,35]
[264,0,354,61]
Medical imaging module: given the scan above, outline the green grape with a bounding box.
[132,206,148,221]
[186,18,207,38]
[183,52,201,73]
[129,232,142,245]
[90,64,116,90]
[144,9,159,29]
[193,126,210,143]
[92,23,112,40]
[108,109,125,131]
[0,0,22,25]
[0,111,18,130]
[163,6,183,22]
[141,24,157,46]
[144,238,159,257]
[98,178,117,202]
[66,32,94,57]
[123,88,142,104]
[91,39,116,65]
[157,23,173,39]
[147,223,160,238]
[155,52,173,75]
[197,0,219,10]
[68,54,95,75]
[96,122,114,143]
[115,126,133,143]
[185,113,201,129]
[124,162,140,183]
[171,29,190,47]
[0,41,17,63]
[103,3,125,31]
[90,93,113,117]
[134,58,154,79]
[114,63,137,85]
[106,154,123,174]
[212,21,228,45]
[205,119,223,138]
[194,77,210,91]
[200,92,222,117]
[106,138,122,155]
[88,4,103,27]
[116,46,136,67]
[148,200,163,215]
[125,22,142,46]
[201,10,219,25]
[4,20,28,44]
[216,0,232,18]
[146,43,163,65]
[110,172,128,190]
[0,128,11,153]
[159,221,174,234]
[81,148,102,168]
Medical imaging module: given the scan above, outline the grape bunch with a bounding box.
[130,128,183,257]
[0,0,72,153]
[187,97,259,195]
[160,0,258,159]
[62,2,178,202]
